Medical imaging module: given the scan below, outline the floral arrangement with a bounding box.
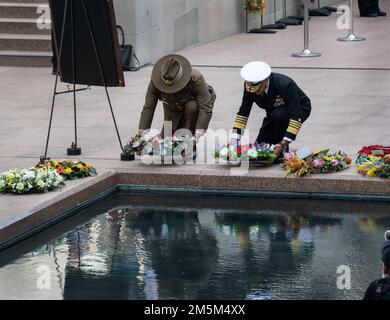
[144,136,194,156]
[284,149,352,177]
[356,145,390,178]
[36,160,97,180]
[244,0,265,15]
[214,143,277,163]
[123,134,194,157]
[0,168,64,194]
[123,134,149,156]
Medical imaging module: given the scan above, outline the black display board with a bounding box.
[49,0,125,87]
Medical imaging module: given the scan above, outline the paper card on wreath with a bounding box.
[296,147,312,160]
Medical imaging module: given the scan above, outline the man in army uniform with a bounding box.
[231,61,311,158]
[138,54,216,151]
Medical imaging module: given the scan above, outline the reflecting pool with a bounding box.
[0,193,389,300]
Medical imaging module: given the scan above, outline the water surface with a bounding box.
[0,193,388,300]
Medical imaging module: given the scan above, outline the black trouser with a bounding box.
[256,107,290,145]
[358,0,381,15]
[256,104,311,145]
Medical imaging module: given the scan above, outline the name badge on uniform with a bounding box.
[274,95,285,108]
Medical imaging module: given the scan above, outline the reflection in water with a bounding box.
[127,210,218,300]
[204,213,340,300]
[58,209,218,300]
[0,198,389,300]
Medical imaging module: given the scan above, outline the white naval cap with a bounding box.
[240,61,272,83]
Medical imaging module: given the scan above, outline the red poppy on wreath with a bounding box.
[358,145,385,155]
[237,145,243,156]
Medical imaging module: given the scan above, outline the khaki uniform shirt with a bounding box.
[139,69,215,131]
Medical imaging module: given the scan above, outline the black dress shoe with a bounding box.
[378,11,387,16]
[361,13,379,17]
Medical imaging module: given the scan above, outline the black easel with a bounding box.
[41,0,124,163]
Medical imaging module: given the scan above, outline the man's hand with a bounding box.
[137,129,146,137]
[274,144,283,157]
[195,131,204,143]
[274,140,290,157]
[281,139,290,149]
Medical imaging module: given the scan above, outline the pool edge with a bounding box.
[1,170,389,251]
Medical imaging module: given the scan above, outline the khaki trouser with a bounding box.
[161,85,216,136]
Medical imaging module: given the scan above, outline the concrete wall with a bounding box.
[113,0,244,65]
[113,0,342,65]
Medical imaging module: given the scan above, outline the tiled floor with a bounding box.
[178,1,390,69]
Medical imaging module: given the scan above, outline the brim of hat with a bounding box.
[241,62,271,83]
[152,54,192,93]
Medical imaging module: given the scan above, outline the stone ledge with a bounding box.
[115,170,390,196]
[0,169,389,251]
[0,170,117,247]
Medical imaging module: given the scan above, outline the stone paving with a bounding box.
[179,0,390,69]
[0,0,390,245]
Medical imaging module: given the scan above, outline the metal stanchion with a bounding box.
[338,0,365,41]
[245,8,248,33]
[274,0,277,22]
[292,0,321,57]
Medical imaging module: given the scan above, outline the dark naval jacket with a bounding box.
[364,277,390,300]
[233,72,312,141]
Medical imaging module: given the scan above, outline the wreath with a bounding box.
[36,160,97,180]
[356,145,390,178]
[284,149,352,177]
[0,168,64,194]
[244,0,265,15]
[214,143,277,165]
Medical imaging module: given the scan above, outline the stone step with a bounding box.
[0,3,50,19]
[0,17,51,34]
[0,49,52,66]
[0,33,51,51]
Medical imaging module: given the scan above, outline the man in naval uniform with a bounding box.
[364,233,390,300]
[231,61,311,158]
[138,54,216,158]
